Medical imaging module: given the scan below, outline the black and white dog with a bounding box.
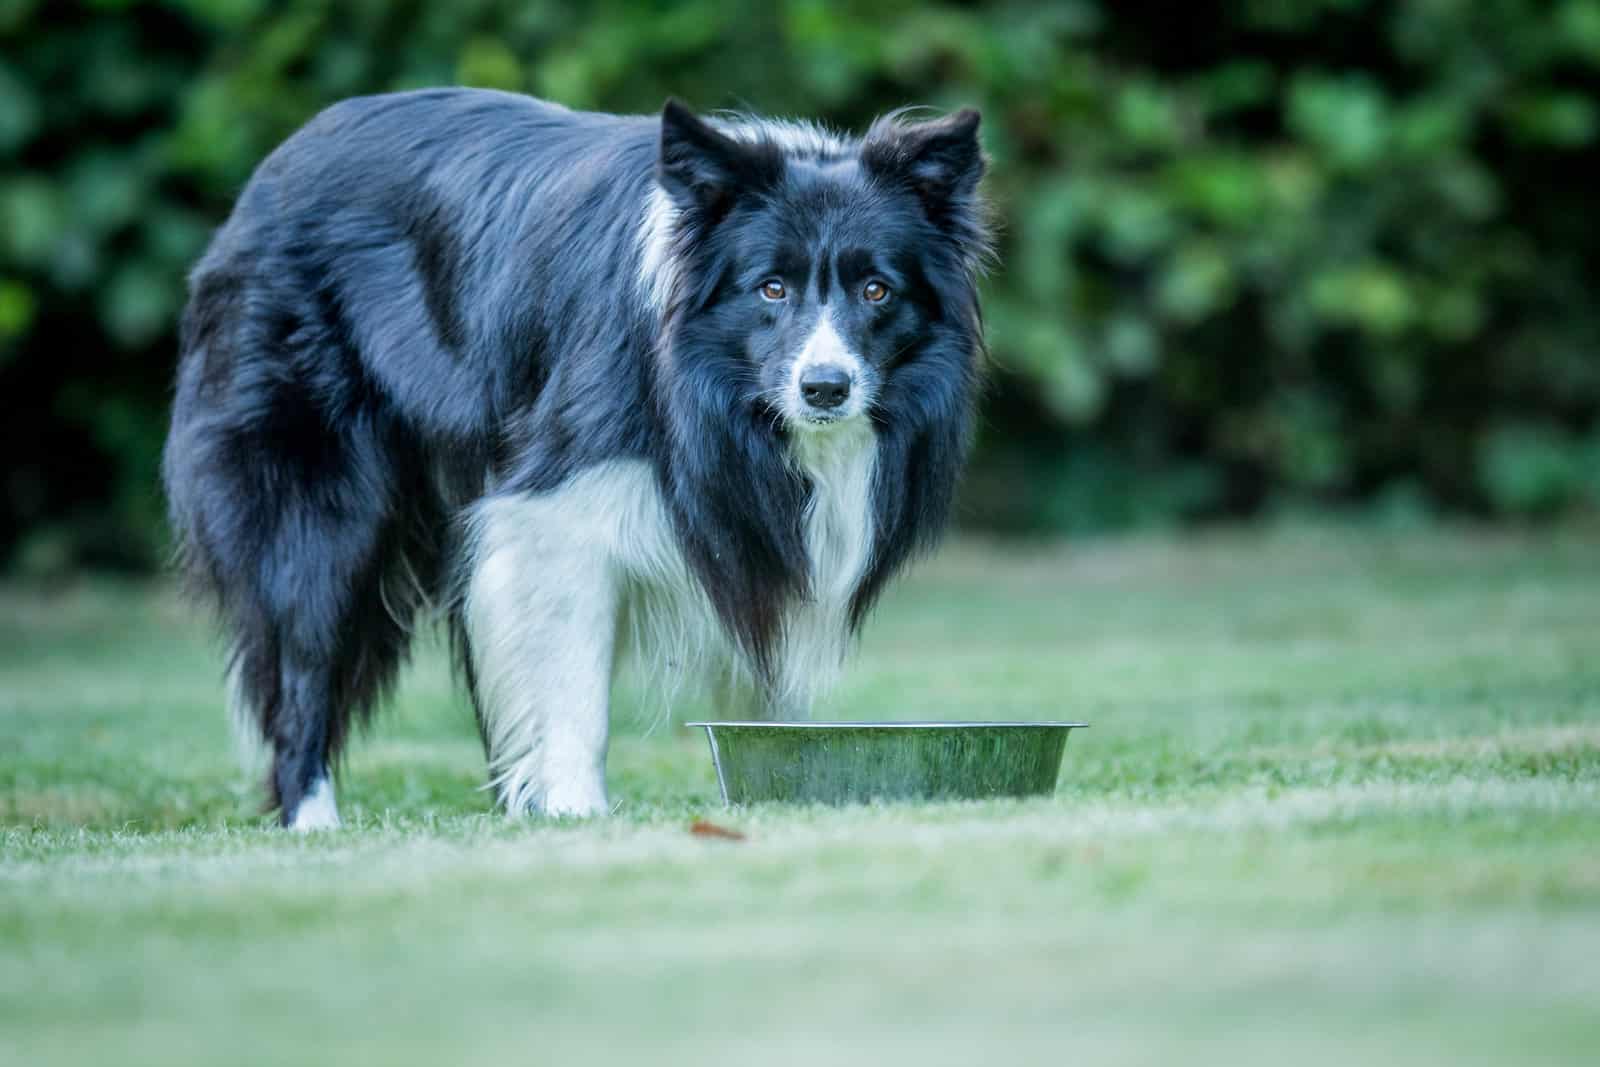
[162,90,990,829]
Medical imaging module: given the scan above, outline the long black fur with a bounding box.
[162,90,990,823]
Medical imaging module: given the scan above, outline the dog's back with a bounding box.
[171,90,657,451]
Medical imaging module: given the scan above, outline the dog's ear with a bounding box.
[862,108,986,214]
[658,99,780,215]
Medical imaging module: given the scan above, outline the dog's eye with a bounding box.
[759,280,787,301]
[863,280,890,303]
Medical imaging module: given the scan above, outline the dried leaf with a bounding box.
[689,819,746,841]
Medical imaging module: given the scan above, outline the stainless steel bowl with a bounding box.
[685,721,1088,807]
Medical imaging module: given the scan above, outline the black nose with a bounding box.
[800,365,852,410]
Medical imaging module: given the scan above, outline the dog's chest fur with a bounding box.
[477,425,877,718]
[775,421,878,703]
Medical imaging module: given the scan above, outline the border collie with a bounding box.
[162,90,991,830]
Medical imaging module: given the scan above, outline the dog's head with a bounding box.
[650,100,991,437]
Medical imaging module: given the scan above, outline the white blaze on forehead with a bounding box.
[793,310,862,379]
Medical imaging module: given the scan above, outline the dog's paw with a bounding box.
[287,777,341,832]
[538,779,609,819]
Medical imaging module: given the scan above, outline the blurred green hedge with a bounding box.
[3,0,1599,568]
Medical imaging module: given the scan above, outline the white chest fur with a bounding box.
[462,429,877,813]
[605,420,876,711]
[778,421,878,704]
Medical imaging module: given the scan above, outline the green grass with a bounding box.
[3,524,1599,1066]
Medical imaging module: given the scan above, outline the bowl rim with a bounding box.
[684,720,1089,730]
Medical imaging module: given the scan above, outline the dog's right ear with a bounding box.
[658,99,780,215]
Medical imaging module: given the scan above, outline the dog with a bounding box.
[162,90,991,829]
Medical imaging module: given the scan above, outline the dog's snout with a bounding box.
[799,365,852,410]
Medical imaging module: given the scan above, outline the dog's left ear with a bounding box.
[862,108,986,215]
[658,99,780,216]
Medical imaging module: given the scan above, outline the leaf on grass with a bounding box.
[689,819,746,841]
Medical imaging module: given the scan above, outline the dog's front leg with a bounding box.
[464,494,615,817]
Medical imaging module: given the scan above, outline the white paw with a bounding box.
[289,777,341,832]
[539,777,609,819]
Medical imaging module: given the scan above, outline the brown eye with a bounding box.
[759,280,787,301]
[863,280,890,303]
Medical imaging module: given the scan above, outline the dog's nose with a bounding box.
[800,365,852,410]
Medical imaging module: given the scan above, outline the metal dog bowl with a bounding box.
[686,721,1088,807]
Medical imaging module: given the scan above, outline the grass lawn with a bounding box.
[3,523,1598,1065]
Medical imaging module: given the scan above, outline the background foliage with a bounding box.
[3,0,1599,568]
